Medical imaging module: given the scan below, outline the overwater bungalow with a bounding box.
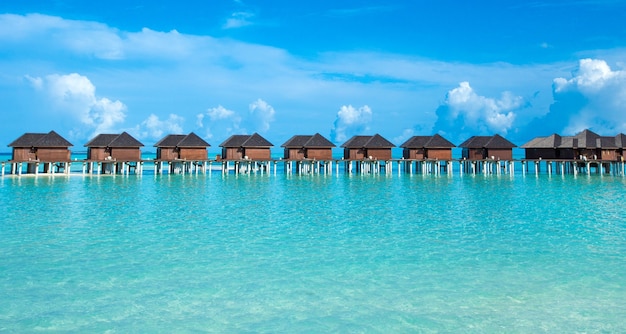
[154,132,210,161]
[523,129,626,161]
[569,129,626,161]
[85,132,144,161]
[219,133,273,160]
[521,134,573,159]
[571,129,602,160]
[7,131,73,173]
[281,133,335,160]
[459,134,516,160]
[341,134,395,160]
[400,134,455,160]
[8,130,73,162]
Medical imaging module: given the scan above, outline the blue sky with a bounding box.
[1,1,626,151]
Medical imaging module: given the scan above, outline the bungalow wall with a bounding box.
[11,148,37,161]
[306,148,333,160]
[344,148,365,160]
[462,148,485,160]
[556,148,575,159]
[402,148,424,160]
[244,148,271,160]
[284,148,305,160]
[157,148,178,160]
[525,148,558,160]
[179,148,207,160]
[37,148,71,162]
[366,148,392,160]
[486,149,512,160]
[599,149,617,161]
[88,147,108,160]
[111,148,141,161]
[222,147,243,160]
[427,149,452,160]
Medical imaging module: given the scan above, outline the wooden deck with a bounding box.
[2,158,626,177]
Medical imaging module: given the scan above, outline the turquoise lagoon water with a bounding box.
[1,173,626,332]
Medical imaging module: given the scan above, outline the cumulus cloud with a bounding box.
[208,105,237,121]
[90,98,126,135]
[433,82,523,141]
[197,99,276,139]
[27,73,127,137]
[330,105,372,143]
[526,58,626,136]
[248,98,275,132]
[197,105,242,139]
[138,114,184,139]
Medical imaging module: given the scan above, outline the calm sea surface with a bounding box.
[1,172,625,332]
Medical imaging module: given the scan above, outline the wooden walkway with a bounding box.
[2,158,625,177]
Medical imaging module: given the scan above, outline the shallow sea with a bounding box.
[1,170,626,332]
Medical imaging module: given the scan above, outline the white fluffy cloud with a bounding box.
[27,73,127,137]
[434,82,521,139]
[551,58,626,134]
[197,105,242,139]
[139,114,184,139]
[208,105,237,121]
[196,99,275,139]
[249,98,275,133]
[330,105,372,143]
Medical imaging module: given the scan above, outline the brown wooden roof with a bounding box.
[84,134,118,147]
[84,132,144,148]
[219,133,273,148]
[459,134,516,149]
[8,131,73,148]
[573,129,600,148]
[615,133,626,148]
[400,134,455,149]
[154,134,186,147]
[340,134,395,149]
[597,136,618,149]
[281,133,335,148]
[523,129,626,150]
[521,134,561,148]
[154,132,210,148]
